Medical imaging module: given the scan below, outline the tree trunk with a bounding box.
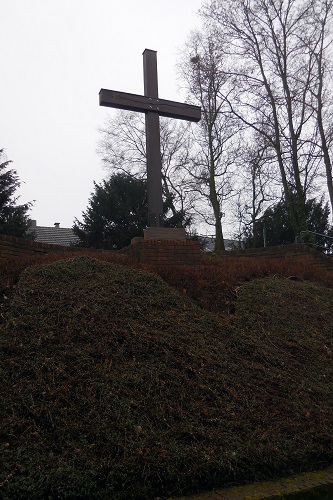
[316,45,333,214]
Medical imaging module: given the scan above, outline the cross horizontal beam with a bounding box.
[99,89,201,122]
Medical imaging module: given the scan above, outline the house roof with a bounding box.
[30,221,79,247]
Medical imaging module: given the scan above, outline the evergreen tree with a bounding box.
[0,149,33,238]
[244,196,333,252]
[73,173,189,249]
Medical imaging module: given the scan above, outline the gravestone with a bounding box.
[99,49,201,241]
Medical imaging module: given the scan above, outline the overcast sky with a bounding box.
[1,0,203,228]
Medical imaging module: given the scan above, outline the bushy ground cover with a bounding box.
[0,252,332,499]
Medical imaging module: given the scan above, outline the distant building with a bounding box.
[199,235,243,252]
[29,220,79,247]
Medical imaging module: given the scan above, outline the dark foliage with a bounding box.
[244,196,333,251]
[163,191,193,230]
[0,254,333,499]
[0,149,33,238]
[73,173,191,250]
[73,174,148,249]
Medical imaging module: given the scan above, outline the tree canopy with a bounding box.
[199,0,333,238]
[0,149,33,238]
[97,111,196,233]
[92,0,333,247]
[73,173,190,250]
[244,196,333,252]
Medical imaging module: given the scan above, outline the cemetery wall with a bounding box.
[0,234,203,266]
[0,234,82,260]
[2,234,329,272]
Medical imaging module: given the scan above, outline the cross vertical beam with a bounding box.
[99,49,201,231]
[143,49,163,227]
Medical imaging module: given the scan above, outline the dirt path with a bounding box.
[169,466,333,499]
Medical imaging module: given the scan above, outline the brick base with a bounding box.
[120,239,202,265]
[143,227,186,241]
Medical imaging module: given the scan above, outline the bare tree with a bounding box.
[97,111,197,229]
[180,30,241,251]
[233,138,279,247]
[201,0,331,239]
[98,111,146,177]
[308,0,333,213]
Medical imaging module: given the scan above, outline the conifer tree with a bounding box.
[0,149,33,237]
[73,173,189,249]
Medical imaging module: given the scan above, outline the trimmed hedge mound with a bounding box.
[1,256,333,499]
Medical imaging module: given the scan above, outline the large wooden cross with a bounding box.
[99,49,201,227]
